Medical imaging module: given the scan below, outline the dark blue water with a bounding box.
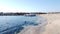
[0,15,46,34]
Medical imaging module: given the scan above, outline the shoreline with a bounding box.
[18,14,60,34]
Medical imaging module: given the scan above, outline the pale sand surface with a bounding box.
[40,14,60,34]
[18,14,60,34]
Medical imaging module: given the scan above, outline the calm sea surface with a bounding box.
[0,16,46,34]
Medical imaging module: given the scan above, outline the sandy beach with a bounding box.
[18,14,60,34]
[40,14,60,34]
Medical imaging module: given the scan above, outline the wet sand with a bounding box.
[18,14,60,34]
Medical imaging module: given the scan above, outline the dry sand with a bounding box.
[40,14,60,34]
[18,14,60,34]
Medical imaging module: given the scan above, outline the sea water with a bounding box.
[0,15,47,34]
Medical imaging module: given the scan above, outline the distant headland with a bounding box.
[0,12,47,16]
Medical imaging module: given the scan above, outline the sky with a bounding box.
[0,0,60,13]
